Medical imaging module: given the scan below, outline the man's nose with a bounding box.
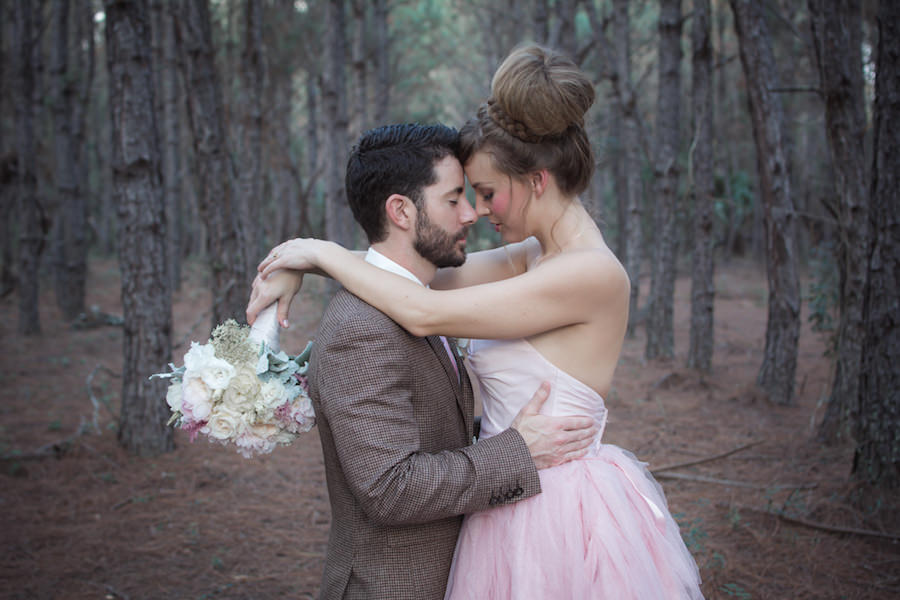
[460,196,477,225]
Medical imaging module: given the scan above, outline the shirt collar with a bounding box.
[364,247,425,287]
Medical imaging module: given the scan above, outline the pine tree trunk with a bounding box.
[687,0,715,371]
[160,0,182,290]
[0,13,14,298]
[51,0,92,321]
[349,0,367,141]
[533,0,549,45]
[237,0,264,273]
[809,0,869,443]
[13,0,44,335]
[730,0,801,405]
[175,0,250,325]
[853,0,900,490]
[372,0,390,124]
[105,0,174,457]
[322,0,355,249]
[646,0,682,360]
[611,0,644,338]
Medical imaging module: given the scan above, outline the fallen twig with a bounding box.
[718,502,900,541]
[86,364,121,432]
[651,440,764,473]
[655,471,817,490]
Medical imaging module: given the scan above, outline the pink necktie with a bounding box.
[440,336,459,381]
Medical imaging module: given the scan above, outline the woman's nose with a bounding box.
[475,196,490,217]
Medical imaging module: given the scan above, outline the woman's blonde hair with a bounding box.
[460,44,595,196]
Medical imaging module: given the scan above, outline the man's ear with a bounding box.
[385,193,415,231]
[531,170,549,197]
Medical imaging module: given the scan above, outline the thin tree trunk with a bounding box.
[349,0,367,141]
[305,72,321,235]
[533,0,549,45]
[160,0,182,290]
[809,0,869,443]
[237,0,264,272]
[688,0,715,371]
[611,0,644,338]
[646,0,682,360]
[322,0,355,249]
[853,0,900,490]
[13,0,44,335]
[731,0,801,405]
[175,0,250,325]
[51,0,92,321]
[105,0,174,457]
[550,0,578,60]
[0,8,14,298]
[372,0,390,124]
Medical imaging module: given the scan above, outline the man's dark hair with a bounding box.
[346,123,459,244]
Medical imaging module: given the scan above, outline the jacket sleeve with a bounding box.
[314,313,541,526]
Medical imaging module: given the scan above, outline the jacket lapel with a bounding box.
[426,335,475,438]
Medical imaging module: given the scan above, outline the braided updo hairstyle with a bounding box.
[460,44,595,197]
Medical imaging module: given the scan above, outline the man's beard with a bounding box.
[414,207,468,268]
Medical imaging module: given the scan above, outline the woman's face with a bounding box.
[464,151,530,243]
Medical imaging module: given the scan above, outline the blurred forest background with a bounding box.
[1,0,898,597]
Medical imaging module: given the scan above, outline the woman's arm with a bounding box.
[259,239,627,340]
[430,237,540,290]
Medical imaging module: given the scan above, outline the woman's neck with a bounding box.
[531,195,593,257]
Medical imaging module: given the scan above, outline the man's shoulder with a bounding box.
[319,289,408,338]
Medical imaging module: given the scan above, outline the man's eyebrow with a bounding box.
[444,186,464,197]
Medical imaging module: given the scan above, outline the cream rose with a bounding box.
[203,405,243,441]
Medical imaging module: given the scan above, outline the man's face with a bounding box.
[414,155,476,268]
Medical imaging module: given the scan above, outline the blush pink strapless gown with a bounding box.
[444,338,703,600]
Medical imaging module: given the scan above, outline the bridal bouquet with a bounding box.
[151,304,315,457]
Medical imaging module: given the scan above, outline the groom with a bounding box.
[248,124,595,599]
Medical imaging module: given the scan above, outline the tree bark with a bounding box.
[322,0,355,249]
[175,0,250,325]
[160,0,183,290]
[853,0,900,490]
[533,0,549,45]
[0,8,14,298]
[372,0,390,124]
[687,0,715,371]
[13,0,45,335]
[349,0,367,141]
[51,0,93,321]
[237,0,264,273]
[549,0,578,60]
[646,0,682,360]
[808,0,869,443]
[611,0,644,338]
[104,0,174,456]
[730,0,801,405]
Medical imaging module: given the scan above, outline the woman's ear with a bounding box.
[531,170,549,196]
[385,193,415,231]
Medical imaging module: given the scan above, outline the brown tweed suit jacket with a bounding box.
[308,288,541,600]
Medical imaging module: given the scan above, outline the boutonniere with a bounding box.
[449,337,469,360]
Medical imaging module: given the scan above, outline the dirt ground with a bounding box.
[1,258,897,600]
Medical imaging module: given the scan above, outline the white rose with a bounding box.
[181,375,212,421]
[183,342,235,391]
[166,381,183,412]
[230,367,260,398]
[204,405,243,441]
[259,379,285,409]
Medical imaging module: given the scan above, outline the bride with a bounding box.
[250,44,702,600]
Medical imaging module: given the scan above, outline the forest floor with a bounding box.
[1,258,898,600]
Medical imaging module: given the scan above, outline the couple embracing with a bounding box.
[247,45,703,600]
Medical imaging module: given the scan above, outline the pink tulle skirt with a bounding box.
[444,444,703,599]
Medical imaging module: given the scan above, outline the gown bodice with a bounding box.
[466,338,607,454]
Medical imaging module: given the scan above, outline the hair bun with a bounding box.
[490,44,595,140]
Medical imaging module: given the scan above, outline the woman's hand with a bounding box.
[257,238,326,280]
[246,269,303,327]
